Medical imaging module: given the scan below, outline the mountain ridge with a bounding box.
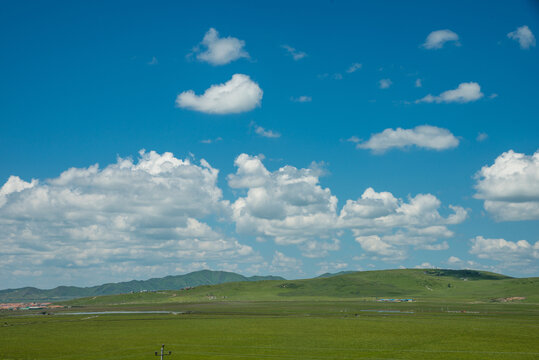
[0,269,285,302]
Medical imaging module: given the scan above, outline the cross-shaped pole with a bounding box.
[155,344,171,360]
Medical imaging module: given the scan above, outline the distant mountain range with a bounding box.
[0,270,285,302]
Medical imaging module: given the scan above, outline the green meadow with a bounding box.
[1,270,538,359]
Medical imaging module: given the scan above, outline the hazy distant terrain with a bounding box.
[0,270,284,302]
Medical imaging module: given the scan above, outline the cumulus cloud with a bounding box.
[379,79,392,89]
[422,29,460,49]
[282,45,307,60]
[416,82,484,104]
[507,25,536,49]
[356,125,459,153]
[227,154,466,259]
[474,150,539,220]
[470,236,539,272]
[0,150,256,288]
[342,188,466,258]
[270,251,303,274]
[190,28,249,65]
[176,74,263,114]
[355,235,406,260]
[228,154,339,256]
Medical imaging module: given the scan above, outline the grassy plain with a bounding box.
[1,300,539,360]
[2,270,538,360]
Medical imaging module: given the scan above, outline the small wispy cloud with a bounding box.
[282,45,307,60]
[379,79,392,89]
[476,132,488,142]
[251,122,281,138]
[346,63,362,73]
[200,137,223,144]
[291,96,312,103]
[148,56,158,65]
[415,79,422,88]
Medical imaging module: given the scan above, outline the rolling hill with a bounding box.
[61,269,539,306]
[0,270,284,302]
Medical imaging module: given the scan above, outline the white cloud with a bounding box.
[282,45,307,60]
[347,63,362,73]
[342,188,466,259]
[414,262,435,269]
[470,236,539,272]
[379,79,392,89]
[176,74,263,114]
[422,29,460,49]
[474,150,539,220]
[476,132,488,142]
[0,150,257,288]
[228,154,339,256]
[191,28,249,65]
[270,251,303,274]
[291,96,312,103]
[253,123,281,138]
[200,137,223,144]
[415,79,422,88]
[507,25,536,49]
[317,261,349,275]
[228,153,466,260]
[416,82,483,104]
[355,235,406,260]
[148,56,158,65]
[448,256,462,264]
[356,125,459,153]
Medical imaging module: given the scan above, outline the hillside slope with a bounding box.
[0,270,284,302]
[62,269,539,306]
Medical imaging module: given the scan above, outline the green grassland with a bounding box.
[1,269,538,360]
[63,269,539,306]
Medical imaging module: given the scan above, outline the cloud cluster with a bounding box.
[176,74,263,114]
[2,151,470,287]
[507,25,536,49]
[416,82,483,104]
[0,151,255,287]
[356,125,459,153]
[228,154,339,256]
[191,28,249,65]
[228,155,466,259]
[422,29,460,49]
[342,188,466,260]
[470,236,538,273]
[474,150,539,221]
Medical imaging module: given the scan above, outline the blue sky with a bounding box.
[1,0,538,288]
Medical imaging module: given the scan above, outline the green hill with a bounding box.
[61,269,539,306]
[0,270,284,302]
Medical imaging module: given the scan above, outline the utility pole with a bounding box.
[155,344,171,360]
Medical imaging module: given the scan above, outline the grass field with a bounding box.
[1,300,538,360]
[2,270,538,359]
